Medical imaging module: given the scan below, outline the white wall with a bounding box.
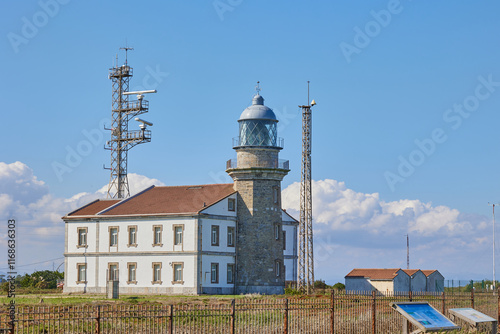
[200,217,236,253]
[200,194,237,217]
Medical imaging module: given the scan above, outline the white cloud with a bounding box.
[282,179,491,282]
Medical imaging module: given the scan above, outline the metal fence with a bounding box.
[0,291,498,333]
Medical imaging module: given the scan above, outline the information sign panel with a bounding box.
[391,302,460,332]
[448,308,495,324]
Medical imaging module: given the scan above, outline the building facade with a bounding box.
[345,268,444,293]
[63,92,298,295]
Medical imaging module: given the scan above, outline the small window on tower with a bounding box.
[274,224,280,240]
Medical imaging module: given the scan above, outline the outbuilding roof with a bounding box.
[346,268,442,280]
[345,268,403,280]
[63,183,236,219]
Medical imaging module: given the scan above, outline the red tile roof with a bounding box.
[66,199,121,217]
[345,269,404,280]
[421,270,438,277]
[64,184,236,219]
[402,269,421,276]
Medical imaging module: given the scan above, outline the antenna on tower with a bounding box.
[120,45,134,65]
[105,48,157,199]
[298,81,315,294]
[406,234,410,270]
[255,81,261,95]
[489,202,499,289]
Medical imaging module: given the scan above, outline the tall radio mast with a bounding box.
[105,47,156,198]
[298,81,316,293]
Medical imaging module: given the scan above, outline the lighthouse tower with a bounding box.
[226,89,290,294]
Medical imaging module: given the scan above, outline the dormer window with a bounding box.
[228,198,235,211]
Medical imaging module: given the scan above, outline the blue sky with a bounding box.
[1,0,500,283]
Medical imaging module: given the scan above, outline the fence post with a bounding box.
[330,290,334,334]
[409,290,412,302]
[372,290,376,334]
[230,299,235,334]
[168,305,173,334]
[441,291,445,315]
[283,298,288,334]
[497,288,500,327]
[471,288,475,309]
[95,305,100,334]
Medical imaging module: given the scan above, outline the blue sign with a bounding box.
[392,302,460,331]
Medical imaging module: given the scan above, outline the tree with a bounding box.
[332,282,345,290]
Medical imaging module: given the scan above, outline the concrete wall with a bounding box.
[410,271,427,292]
[393,271,411,292]
[345,277,373,291]
[427,272,445,292]
[371,280,394,293]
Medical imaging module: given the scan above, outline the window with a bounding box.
[273,187,279,205]
[77,227,87,247]
[109,227,118,247]
[173,263,184,284]
[211,263,219,283]
[108,263,119,281]
[127,263,137,283]
[227,226,235,247]
[152,263,162,284]
[211,225,219,246]
[153,225,162,246]
[274,224,280,240]
[283,231,286,250]
[228,198,235,211]
[174,225,183,246]
[227,264,235,284]
[275,260,281,277]
[77,263,86,283]
[128,226,137,246]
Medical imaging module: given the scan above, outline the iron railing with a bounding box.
[0,291,498,333]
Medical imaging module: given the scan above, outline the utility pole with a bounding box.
[406,234,409,270]
[489,202,498,289]
[298,82,316,294]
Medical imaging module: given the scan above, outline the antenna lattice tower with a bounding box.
[106,48,152,199]
[298,82,314,293]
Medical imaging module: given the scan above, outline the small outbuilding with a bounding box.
[402,269,427,292]
[345,268,410,294]
[345,268,444,293]
[422,270,445,292]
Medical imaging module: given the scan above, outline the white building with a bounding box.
[63,92,298,295]
[345,268,444,293]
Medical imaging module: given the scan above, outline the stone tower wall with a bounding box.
[229,148,288,295]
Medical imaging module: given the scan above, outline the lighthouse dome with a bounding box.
[239,94,277,121]
[236,94,279,148]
